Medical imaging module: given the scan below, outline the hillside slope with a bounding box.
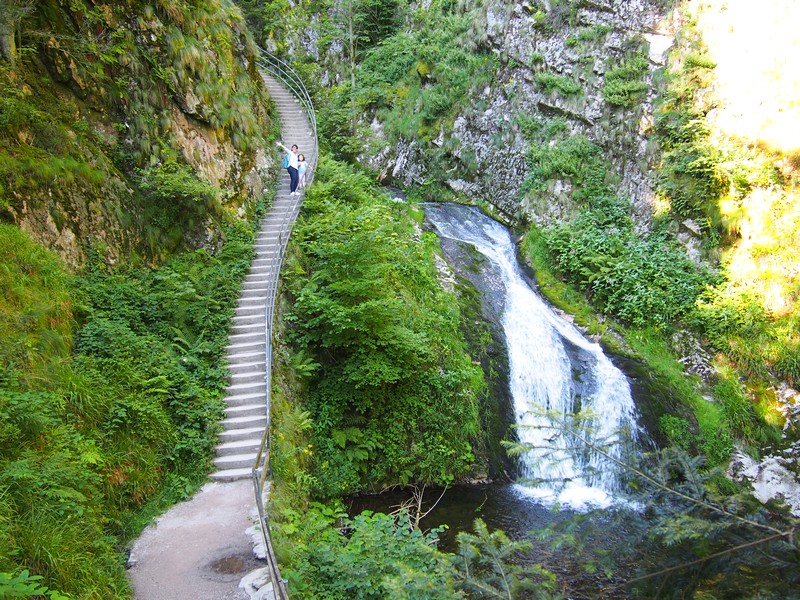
[1,0,274,265]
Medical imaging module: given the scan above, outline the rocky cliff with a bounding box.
[368,0,671,227]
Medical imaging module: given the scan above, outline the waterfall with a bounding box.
[425,203,640,510]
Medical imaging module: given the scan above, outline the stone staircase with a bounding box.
[211,74,316,482]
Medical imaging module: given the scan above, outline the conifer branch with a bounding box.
[606,529,794,592]
[548,414,787,536]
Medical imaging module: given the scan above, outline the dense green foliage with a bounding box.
[602,50,650,107]
[0,205,264,596]
[0,570,71,600]
[521,118,713,328]
[277,505,456,599]
[275,502,556,600]
[243,0,496,168]
[267,158,559,597]
[534,72,582,97]
[360,20,493,140]
[283,158,484,497]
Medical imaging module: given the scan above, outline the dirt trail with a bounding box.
[128,480,260,599]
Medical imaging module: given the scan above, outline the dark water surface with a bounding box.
[348,483,640,598]
[349,483,561,551]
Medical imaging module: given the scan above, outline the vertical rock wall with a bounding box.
[365,0,672,227]
[1,0,274,265]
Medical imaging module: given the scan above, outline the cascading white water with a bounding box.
[425,203,640,510]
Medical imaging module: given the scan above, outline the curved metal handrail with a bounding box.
[257,50,318,185]
[251,48,318,600]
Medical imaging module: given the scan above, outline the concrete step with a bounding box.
[231,313,264,326]
[233,304,266,318]
[229,323,265,336]
[212,452,259,471]
[225,380,267,395]
[254,235,281,244]
[225,332,266,346]
[270,199,296,207]
[226,350,265,364]
[226,360,265,375]
[237,296,269,308]
[210,466,252,482]
[240,281,275,299]
[250,257,280,267]
[228,370,265,386]
[222,413,267,430]
[219,426,265,442]
[245,266,280,279]
[258,223,286,231]
[238,290,270,301]
[229,330,265,342]
[242,273,272,283]
[224,404,265,419]
[217,438,264,457]
[241,281,271,291]
[224,388,266,404]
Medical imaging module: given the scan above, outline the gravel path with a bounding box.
[128,480,260,599]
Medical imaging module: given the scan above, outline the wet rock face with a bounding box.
[729,444,800,517]
[423,220,516,479]
[366,0,671,228]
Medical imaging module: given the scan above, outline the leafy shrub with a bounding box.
[279,507,456,599]
[534,72,582,96]
[577,24,612,42]
[684,51,716,70]
[285,158,483,495]
[545,203,711,327]
[693,287,800,386]
[659,415,692,450]
[713,376,758,441]
[138,161,220,206]
[355,10,495,145]
[524,133,601,193]
[521,130,712,327]
[0,570,71,599]
[655,107,729,220]
[276,503,557,600]
[603,52,649,107]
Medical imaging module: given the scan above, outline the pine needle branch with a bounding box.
[554,416,787,536]
[607,529,795,592]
